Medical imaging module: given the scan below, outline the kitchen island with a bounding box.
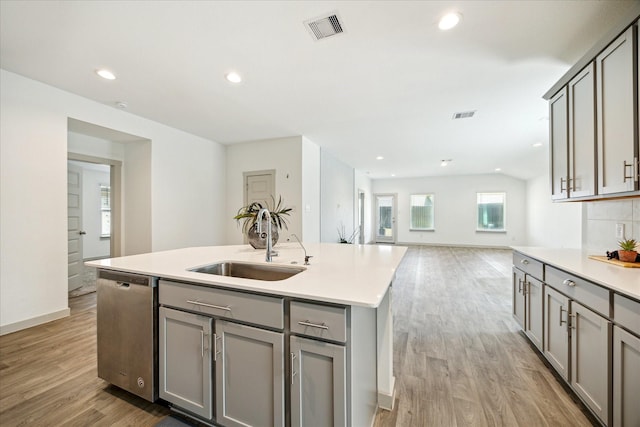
[88,242,407,427]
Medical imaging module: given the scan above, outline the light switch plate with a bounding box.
[615,223,625,239]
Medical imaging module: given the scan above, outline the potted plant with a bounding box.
[618,238,638,263]
[234,196,292,249]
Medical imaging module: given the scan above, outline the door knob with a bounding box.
[78,231,87,235]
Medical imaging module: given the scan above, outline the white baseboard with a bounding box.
[0,308,70,336]
[378,375,396,410]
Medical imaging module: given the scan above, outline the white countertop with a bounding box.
[86,243,408,308]
[511,246,640,301]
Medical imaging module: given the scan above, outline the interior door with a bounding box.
[244,170,275,208]
[67,163,84,291]
[375,194,396,243]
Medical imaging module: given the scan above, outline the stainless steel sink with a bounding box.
[188,261,305,281]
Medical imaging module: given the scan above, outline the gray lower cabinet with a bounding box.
[543,286,570,380]
[290,335,346,427]
[524,275,544,351]
[613,326,640,427]
[215,319,284,427]
[512,267,525,328]
[159,307,213,420]
[570,301,611,425]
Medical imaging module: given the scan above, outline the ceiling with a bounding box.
[1,1,636,180]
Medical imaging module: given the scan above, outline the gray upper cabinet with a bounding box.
[215,320,285,427]
[567,63,597,198]
[549,87,569,200]
[290,335,347,427]
[613,326,640,427]
[159,307,213,420]
[596,25,638,195]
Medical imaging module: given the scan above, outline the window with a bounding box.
[410,194,434,230]
[100,184,111,238]
[477,192,506,231]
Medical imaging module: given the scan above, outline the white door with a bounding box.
[244,171,275,208]
[375,194,396,243]
[67,163,84,291]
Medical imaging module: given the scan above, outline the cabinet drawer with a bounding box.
[614,293,640,336]
[159,280,284,330]
[513,252,544,280]
[545,266,610,317]
[290,301,347,343]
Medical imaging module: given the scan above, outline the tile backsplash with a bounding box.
[583,198,640,253]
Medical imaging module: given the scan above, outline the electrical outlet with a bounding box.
[615,223,625,239]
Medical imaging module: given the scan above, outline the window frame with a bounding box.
[409,193,435,231]
[100,184,111,238]
[476,192,507,232]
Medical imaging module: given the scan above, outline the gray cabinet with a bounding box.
[613,326,640,427]
[571,301,611,425]
[596,25,638,195]
[215,320,284,427]
[159,307,213,420]
[512,267,525,328]
[290,335,346,427]
[524,275,544,351]
[549,87,569,200]
[567,62,596,198]
[543,285,570,380]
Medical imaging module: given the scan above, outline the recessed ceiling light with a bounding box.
[441,159,452,167]
[225,72,242,83]
[391,174,396,177]
[532,142,543,148]
[438,12,461,30]
[96,69,116,80]
[495,168,502,172]
[376,156,384,160]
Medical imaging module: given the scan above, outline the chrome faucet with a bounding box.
[256,208,275,262]
[290,234,312,265]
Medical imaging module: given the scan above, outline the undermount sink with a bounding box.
[188,261,305,281]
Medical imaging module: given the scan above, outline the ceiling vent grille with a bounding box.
[305,12,345,41]
[452,110,476,119]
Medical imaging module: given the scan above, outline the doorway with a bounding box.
[244,170,276,207]
[374,194,397,244]
[358,190,365,244]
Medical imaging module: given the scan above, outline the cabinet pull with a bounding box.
[623,160,634,183]
[520,259,529,265]
[562,279,576,287]
[569,313,577,330]
[187,299,231,312]
[559,306,567,326]
[298,320,329,330]
[518,278,523,293]
[201,330,204,358]
[560,177,567,192]
[213,333,222,361]
[291,352,297,385]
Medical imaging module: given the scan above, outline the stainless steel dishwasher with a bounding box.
[97,269,158,402]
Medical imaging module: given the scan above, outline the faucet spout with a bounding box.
[256,208,274,262]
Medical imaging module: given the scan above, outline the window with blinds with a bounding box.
[410,194,434,231]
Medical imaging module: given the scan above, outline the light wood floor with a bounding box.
[0,246,596,426]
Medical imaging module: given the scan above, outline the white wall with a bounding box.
[123,140,152,255]
[582,199,640,253]
[354,170,373,244]
[320,149,356,243]
[226,136,303,244]
[301,137,321,243]
[0,70,226,333]
[372,174,527,247]
[525,174,582,248]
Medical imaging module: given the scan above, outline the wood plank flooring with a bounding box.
[0,246,596,426]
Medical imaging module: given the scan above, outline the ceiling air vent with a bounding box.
[304,12,345,41]
[452,110,476,119]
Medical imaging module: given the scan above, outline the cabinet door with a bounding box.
[215,320,284,427]
[290,335,346,427]
[571,302,611,425]
[613,326,640,427]
[544,286,570,380]
[512,267,525,328]
[568,62,596,198]
[159,307,213,420]
[596,25,638,195]
[525,276,544,351]
[550,87,569,200]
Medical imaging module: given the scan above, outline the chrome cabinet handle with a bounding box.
[569,313,577,330]
[187,299,231,311]
[562,279,576,287]
[291,352,297,385]
[298,320,329,330]
[559,306,567,326]
[201,330,204,358]
[518,278,523,293]
[624,160,634,183]
[560,177,567,192]
[213,333,222,361]
[520,259,529,265]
